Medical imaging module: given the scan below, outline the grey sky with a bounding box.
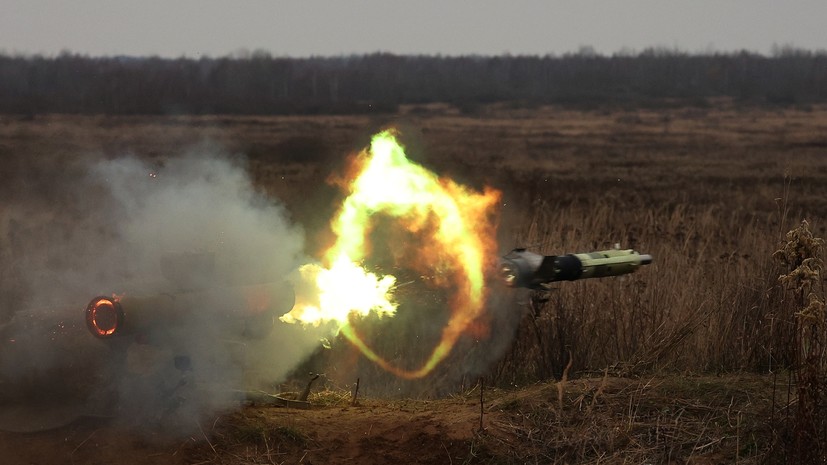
[3,0,826,57]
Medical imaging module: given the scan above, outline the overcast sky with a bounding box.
[3,0,826,58]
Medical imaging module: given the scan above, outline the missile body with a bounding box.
[500,248,652,289]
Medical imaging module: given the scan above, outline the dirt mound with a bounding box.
[198,400,492,465]
[0,395,496,465]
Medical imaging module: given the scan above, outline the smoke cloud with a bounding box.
[0,144,327,433]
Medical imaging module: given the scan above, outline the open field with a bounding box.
[1,103,826,463]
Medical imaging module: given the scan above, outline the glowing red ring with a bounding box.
[85,296,124,339]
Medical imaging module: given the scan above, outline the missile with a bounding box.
[499,247,652,289]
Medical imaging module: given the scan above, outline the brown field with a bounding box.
[1,103,826,463]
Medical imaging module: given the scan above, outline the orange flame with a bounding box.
[281,129,500,378]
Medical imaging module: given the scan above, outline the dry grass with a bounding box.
[478,373,775,464]
[773,220,827,463]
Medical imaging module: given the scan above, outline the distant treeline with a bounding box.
[2,49,827,114]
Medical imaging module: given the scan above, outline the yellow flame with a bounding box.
[280,253,397,326]
[281,129,500,378]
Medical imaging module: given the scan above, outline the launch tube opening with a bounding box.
[85,297,123,339]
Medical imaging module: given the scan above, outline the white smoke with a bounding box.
[0,145,327,433]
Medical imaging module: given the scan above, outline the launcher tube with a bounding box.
[85,282,294,342]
